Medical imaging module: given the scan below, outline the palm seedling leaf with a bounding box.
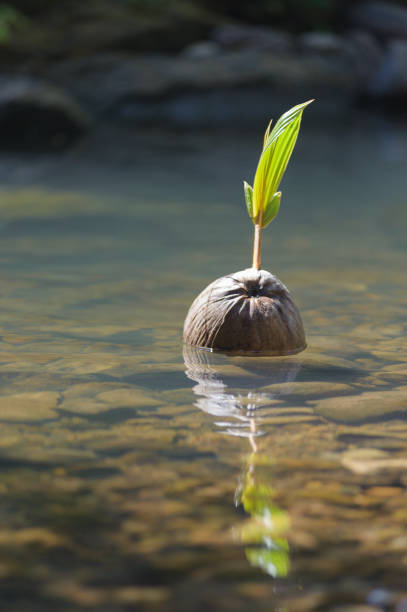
[244,100,313,226]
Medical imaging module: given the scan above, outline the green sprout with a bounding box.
[245,100,313,270]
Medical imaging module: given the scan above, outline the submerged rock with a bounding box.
[0,391,59,421]
[312,387,407,423]
[183,268,306,355]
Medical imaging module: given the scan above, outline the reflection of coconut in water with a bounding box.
[183,345,301,437]
[183,101,313,355]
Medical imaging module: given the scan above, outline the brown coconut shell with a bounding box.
[183,268,306,355]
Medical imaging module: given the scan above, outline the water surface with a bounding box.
[0,112,406,611]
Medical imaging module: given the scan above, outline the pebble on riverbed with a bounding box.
[183,268,306,354]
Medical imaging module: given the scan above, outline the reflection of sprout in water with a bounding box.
[236,452,290,578]
[183,346,297,580]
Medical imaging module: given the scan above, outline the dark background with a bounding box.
[0,0,407,150]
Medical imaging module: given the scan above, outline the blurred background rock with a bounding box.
[0,0,407,149]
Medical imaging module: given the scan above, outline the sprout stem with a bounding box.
[252,199,263,270]
[252,224,262,270]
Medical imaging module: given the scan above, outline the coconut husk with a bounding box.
[183,268,306,355]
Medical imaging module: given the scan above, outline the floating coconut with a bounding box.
[183,268,305,354]
[183,100,313,356]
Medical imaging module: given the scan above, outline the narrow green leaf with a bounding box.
[252,100,313,220]
[262,191,281,228]
[263,118,273,150]
[243,181,255,223]
[263,118,299,208]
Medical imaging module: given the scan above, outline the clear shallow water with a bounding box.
[0,112,406,611]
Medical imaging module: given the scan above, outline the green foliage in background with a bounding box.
[244,100,313,228]
[0,3,26,43]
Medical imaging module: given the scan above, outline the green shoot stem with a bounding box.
[252,224,262,270]
[252,204,263,270]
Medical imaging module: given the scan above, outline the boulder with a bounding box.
[299,31,345,55]
[368,39,407,102]
[338,29,385,91]
[350,1,407,40]
[0,76,90,150]
[42,48,359,123]
[211,23,295,53]
[344,29,384,70]
[181,40,220,59]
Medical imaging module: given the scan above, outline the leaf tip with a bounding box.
[263,118,273,148]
